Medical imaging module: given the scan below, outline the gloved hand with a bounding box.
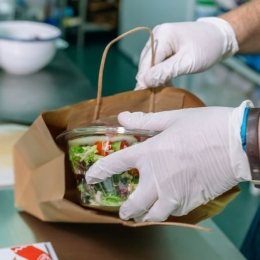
[86,101,252,222]
[135,17,239,90]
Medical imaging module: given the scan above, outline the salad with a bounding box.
[68,134,140,207]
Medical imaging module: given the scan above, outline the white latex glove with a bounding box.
[135,17,239,90]
[86,101,252,222]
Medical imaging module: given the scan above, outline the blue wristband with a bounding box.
[240,107,251,151]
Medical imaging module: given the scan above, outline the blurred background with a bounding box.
[1,0,258,104]
[0,0,260,257]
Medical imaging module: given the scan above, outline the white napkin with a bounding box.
[0,242,58,260]
[0,124,28,187]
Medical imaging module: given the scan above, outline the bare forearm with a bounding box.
[220,0,260,54]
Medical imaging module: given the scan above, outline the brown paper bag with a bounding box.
[14,27,240,231]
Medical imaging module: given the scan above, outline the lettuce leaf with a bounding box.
[69,145,104,171]
[100,194,126,206]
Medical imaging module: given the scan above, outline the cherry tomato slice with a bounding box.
[95,141,112,156]
[120,140,129,150]
[134,135,141,142]
[130,168,139,176]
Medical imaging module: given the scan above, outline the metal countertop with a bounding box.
[0,51,96,124]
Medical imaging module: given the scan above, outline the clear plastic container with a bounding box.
[56,126,159,211]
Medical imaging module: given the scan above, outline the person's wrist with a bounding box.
[246,108,260,188]
[241,107,250,151]
[258,116,260,160]
[196,17,239,59]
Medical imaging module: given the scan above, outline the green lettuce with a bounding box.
[100,194,126,206]
[69,145,104,171]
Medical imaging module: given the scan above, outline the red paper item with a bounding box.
[11,245,51,260]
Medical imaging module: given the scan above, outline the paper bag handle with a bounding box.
[93,27,156,121]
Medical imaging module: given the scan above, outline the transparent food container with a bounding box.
[56,126,159,211]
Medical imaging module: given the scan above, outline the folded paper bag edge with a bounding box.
[13,116,65,214]
[122,221,212,232]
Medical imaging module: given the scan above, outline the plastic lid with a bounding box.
[56,126,160,147]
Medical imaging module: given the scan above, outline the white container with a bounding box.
[0,21,61,75]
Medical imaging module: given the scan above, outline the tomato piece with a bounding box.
[130,168,139,176]
[95,141,112,156]
[134,135,141,142]
[120,140,129,150]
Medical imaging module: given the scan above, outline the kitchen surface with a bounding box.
[0,51,96,124]
[0,188,247,260]
[0,0,260,259]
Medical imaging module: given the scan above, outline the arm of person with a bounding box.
[135,0,260,89]
[220,0,260,54]
[245,108,260,187]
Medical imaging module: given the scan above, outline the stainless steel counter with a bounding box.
[0,188,246,260]
[0,51,96,124]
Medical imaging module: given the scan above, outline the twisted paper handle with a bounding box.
[93,27,156,121]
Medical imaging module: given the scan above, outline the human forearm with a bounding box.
[220,0,260,54]
[246,108,260,187]
[134,3,260,88]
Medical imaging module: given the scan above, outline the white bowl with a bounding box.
[0,21,61,75]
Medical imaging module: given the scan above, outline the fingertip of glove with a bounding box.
[134,82,147,91]
[144,72,156,87]
[85,176,103,185]
[85,163,109,184]
[144,68,166,87]
[118,111,149,130]
[119,204,132,220]
[119,198,149,220]
[118,111,132,127]
[134,215,149,223]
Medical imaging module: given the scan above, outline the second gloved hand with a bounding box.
[86,101,251,222]
[136,17,239,89]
